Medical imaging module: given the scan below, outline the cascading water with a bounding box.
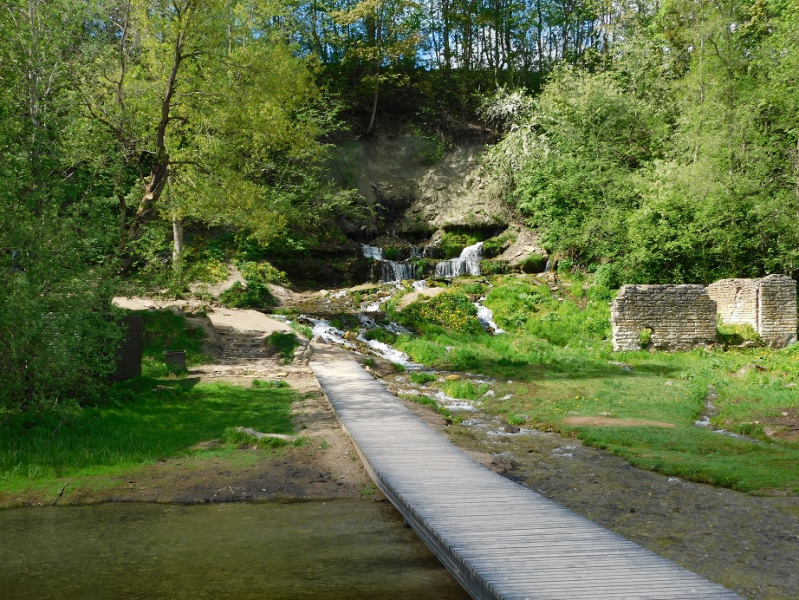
[474,299,505,335]
[434,242,483,278]
[361,244,383,260]
[381,261,418,282]
[361,244,420,283]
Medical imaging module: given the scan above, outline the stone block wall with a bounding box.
[707,275,797,347]
[757,275,797,347]
[611,285,717,352]
[705,279,758,327]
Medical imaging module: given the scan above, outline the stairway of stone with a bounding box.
[214,326,269,364]
[192,324,312,382]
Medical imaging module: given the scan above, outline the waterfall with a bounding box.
[381,261,418,282]
[474,298,505,335]
[435,242,484,278]
[361,244,383,260]
[361,243,420,282]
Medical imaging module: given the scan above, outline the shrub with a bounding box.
[410,372,437,384]
[266,332,300,362]
[364,328,398,344]
[482,233,516,258]
[717,323,761,346]
[383,247,401,261]
[442,379,489,400]
[439,230,487,259]
[235,260,289,286]
[519,254,547,273]
[398,291,483,334]
[219,280,275,308]
[480,260,508,275]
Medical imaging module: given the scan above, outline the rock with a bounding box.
[609,361,633,372]
[344,331,358,341]
[312,335,326,343]
[736,363,767,376]
[504,425,521,434]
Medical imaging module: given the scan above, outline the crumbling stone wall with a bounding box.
[611,285,717,351]
[705,279,758,327]
[708,275,797,347]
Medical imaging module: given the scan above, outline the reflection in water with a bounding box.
[0,501,468,600]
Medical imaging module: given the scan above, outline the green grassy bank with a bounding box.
[0,310,299,495]
[388,274,799,494]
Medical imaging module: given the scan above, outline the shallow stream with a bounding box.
[0,500,468,599]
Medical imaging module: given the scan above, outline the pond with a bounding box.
[0,500,469,599]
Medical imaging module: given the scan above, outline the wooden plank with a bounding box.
[312,359,741,600]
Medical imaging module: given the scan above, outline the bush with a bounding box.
[235,260,289,286]
[266,332,300,362]
[383,247,401,261]
[480,260,508,276]
[0,268,123,417]
[365,328,398,344]
[442,379,489,400]
[717,323,761,346]
[519,254,547,273]
[220,281,274,308]
[410,371,437,384]
[397,291,483,334]
[482,233,516,258]
[438,230,487,259]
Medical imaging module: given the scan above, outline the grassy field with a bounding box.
[0,311,299,494]
[389,274,799,494]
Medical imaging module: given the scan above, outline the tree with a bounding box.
[333,0,423,134]
[77,0,354,271]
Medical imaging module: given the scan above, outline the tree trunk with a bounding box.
[120,24,185,273]
[172,214,184,269]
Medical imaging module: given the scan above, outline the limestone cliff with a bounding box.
[328,135,511,235]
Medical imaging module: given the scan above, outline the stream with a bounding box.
[0,501,468,599]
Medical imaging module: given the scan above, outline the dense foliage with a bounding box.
[484,0,799,283]
[2,0,798,415]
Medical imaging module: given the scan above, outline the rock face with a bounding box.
[329,135,511,234]
[611,285,717,352]
[707,275,797,347]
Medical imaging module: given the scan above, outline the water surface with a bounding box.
[0,500,468,599]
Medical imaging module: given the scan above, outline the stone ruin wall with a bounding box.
[611,285,717,352]
[705,279,759,328]
[707,275,798,348]
[612,276,798,352]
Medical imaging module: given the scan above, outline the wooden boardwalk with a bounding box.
[311,357,741,600]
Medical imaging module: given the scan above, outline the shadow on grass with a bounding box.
[0,377,298,486]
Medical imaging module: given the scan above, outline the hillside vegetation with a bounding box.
[2,0,799,417]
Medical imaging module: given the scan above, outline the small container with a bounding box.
[164,350,186,369]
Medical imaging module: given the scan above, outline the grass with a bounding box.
[0,308,301,494]
[404,395,453,421]
[0,378,298,491]
[410,372,437,385]
[137,309,208,377]
[266,331,300,362]
[442,379,489,400]
[392,272,799,494]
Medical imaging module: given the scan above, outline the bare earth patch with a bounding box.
[562,416,676,428]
